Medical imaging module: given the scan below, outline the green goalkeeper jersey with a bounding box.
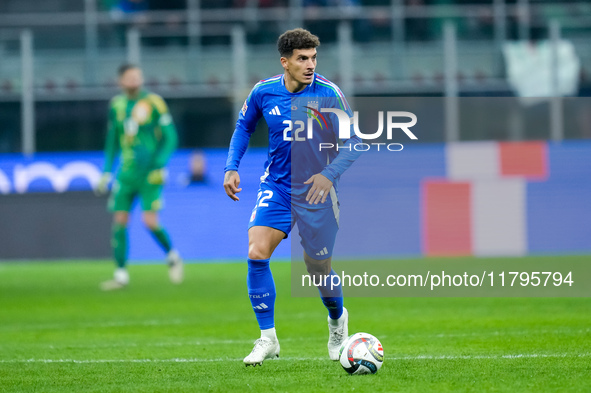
[103,90,178,182]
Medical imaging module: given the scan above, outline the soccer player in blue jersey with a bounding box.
[224,28,361,366]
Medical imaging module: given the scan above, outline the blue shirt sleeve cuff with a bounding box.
[320,168,337,183]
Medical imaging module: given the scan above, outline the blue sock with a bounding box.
[247,258,276,330]
[318,269,344,320]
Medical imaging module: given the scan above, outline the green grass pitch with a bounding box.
[1,258,590,392]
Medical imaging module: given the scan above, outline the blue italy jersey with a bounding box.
[225,73,359,209]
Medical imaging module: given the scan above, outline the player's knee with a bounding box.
[141,213,159,230]
[113,212,129,225]
[305,263,330,277]
[304,256,331,277]
[248,242,272,260]
[143,221,158,231]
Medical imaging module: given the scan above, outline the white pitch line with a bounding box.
[2,319,588,340]
[48,339,255,349]
[0,338,302,351]
[388,353,591,361]
[415,327,591,339]
[0,328,588,352]
[0,318,195,332]
[1,328,587,351]
[0,353,589,364]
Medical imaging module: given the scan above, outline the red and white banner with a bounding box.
[423,141,548,256]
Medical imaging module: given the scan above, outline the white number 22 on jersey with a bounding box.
[257,190,273,207]
[283,120,308,141]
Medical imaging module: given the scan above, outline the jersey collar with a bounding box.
[126,89,148,101]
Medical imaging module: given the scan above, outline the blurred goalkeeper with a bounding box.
[95,64,183,290]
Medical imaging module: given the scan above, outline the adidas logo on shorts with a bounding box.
[315,247,329,256]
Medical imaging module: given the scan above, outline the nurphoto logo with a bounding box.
[284,106,418,151]
[320,109,417,152]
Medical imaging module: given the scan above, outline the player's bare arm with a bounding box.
[224,170,242,201]
[304,173,333,205]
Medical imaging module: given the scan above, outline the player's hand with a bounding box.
[224,170,242,201]
[304,173,333,205]
[147,168,167,185]
[94,172,112,196]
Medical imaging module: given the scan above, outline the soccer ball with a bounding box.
[339,332,384,375]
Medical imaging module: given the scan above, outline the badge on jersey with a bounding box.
[307,100,319,112]
[132,101,152,125]
[124,118,139,137]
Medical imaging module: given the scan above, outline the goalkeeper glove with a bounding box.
[95,172,112,196]
[147,168,167,185]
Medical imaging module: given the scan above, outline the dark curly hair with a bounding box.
[277,28,320,58]
[118,63,139,77]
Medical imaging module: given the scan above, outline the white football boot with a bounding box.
[327,307,349,360]
[167,249,184,284]
[100,268,129,291]
[243,337,280,367]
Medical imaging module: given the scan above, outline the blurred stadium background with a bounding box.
[0,0,590,261]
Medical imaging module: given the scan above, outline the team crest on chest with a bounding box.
[132,101,152,125]
[306,100,319,114]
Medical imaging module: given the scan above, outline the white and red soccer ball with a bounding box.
[339,332,384,375]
